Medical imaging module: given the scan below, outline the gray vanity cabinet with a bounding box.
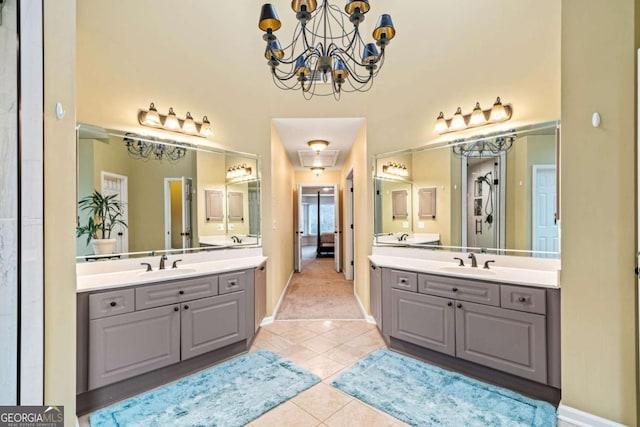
[181,292,246,360]
[379,267,559,387]
[89,304,180,390]
[455,301,547,383]
[369,261,382,330]
[391,289,455,356]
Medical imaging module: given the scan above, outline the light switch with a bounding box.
[402,221,409,228]
[228,223,235,230]
[216,224,224,231]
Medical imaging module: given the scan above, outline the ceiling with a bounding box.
[271,118,365,171]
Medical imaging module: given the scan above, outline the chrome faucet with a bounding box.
[159,254,168,270]
[398,233,409,241]
[468,253,478,268]
[230,235,242,243]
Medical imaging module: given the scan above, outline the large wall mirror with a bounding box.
[76,123,261,261]
[374,120,560,258]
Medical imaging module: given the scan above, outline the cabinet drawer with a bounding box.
[89,289,135,320]
[218,271,246,295]
[418,274,499,307]
[136,275,219,310]
[501,285,546,315]
[389,269,418,292]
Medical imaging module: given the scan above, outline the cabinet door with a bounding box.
[228,191,244,222]
[181,292,247,360]
[391,289,455,356]
[89,305,180,390]
[370,262,382,331]
[455,301,547,384]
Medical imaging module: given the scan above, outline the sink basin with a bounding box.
[439,266,495,276]
[138,268,198,279]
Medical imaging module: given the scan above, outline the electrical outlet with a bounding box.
[217,224,224,231]
[418,222,425,229]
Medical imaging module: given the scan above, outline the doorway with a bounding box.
[101,171,129,254]
[532,165,559,256]
[164,177,193,251]
[295,184,340,273]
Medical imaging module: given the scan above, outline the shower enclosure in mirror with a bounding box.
[76,124,261,261]
[373,120,560,258]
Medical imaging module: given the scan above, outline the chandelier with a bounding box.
[258,1,396,99]
[450,134,516,158]
[123,133,191,162]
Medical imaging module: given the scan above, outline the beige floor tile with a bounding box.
[278,327,320,344]
[324,343,372,366]
[252,401,321,427]
[324,400,396,427]
[298,354,346,379]
[300,320,340,334]
[300,334,341,353]
[320,327,363,345]
[292,382,353,421]
[278,344,320,365]
[78,414,90,427]
[340,321,377,336]
[252,329,296,353]
[262,321,308,337]
[390,420,412,427]
[557,420,579,427]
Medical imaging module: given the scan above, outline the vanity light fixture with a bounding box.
[123,133,190,163]
[434,97,512,135]
[382,162,409,177]
[310,166,325,176]
[138,103,214,138]
[226,164,253,180]
[308,139,329,154]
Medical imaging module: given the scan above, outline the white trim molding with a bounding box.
[557,404,629,427]
[354,290,376,324]
[261,271,294,326]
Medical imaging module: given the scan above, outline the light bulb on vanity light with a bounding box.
[450,107,467,131]
[182,112,197,134]
[434,112,448,134]
[164,107,180,130]
[142,103,161,126]
[469,102,486,126]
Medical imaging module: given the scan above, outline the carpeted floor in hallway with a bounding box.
[276,246,363,320]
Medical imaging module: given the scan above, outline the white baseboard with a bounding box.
[260,271,294,326]
[353,289,376,324]
[557,403,628,427]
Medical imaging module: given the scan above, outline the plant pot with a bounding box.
[91,238,117,255]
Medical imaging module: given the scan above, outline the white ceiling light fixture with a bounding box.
[308,139,329,154]
[310,166,325,175]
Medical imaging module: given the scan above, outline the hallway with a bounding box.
[276,247,363,320]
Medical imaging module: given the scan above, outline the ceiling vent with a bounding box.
[298,150,340,168]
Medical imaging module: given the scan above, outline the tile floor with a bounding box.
[81,319,575,426]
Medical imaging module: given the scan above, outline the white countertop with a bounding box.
[77,251,267,293]
[369,254,559,288]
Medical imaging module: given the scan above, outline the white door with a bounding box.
[101,171,128,254]
[294,184,303,272]
[333,184,341,272]
[532,165,558,256]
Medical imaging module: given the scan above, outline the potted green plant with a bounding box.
[76,190,128,255]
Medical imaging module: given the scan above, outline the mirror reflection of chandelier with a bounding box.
[450,134,516,158]
[258,1,396,100]
[123,133,190,163]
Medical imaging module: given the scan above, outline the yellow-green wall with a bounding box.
[196,150,226,237]
[561,0,637,424]
[412,148,453,246]
[44,0,76,425]
[263,125,295,314]
[341,124,370,310]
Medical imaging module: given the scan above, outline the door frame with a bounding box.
[344,169,354,280]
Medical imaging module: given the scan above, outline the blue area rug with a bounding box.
[90,350,320,427]
[331,349,557,427]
